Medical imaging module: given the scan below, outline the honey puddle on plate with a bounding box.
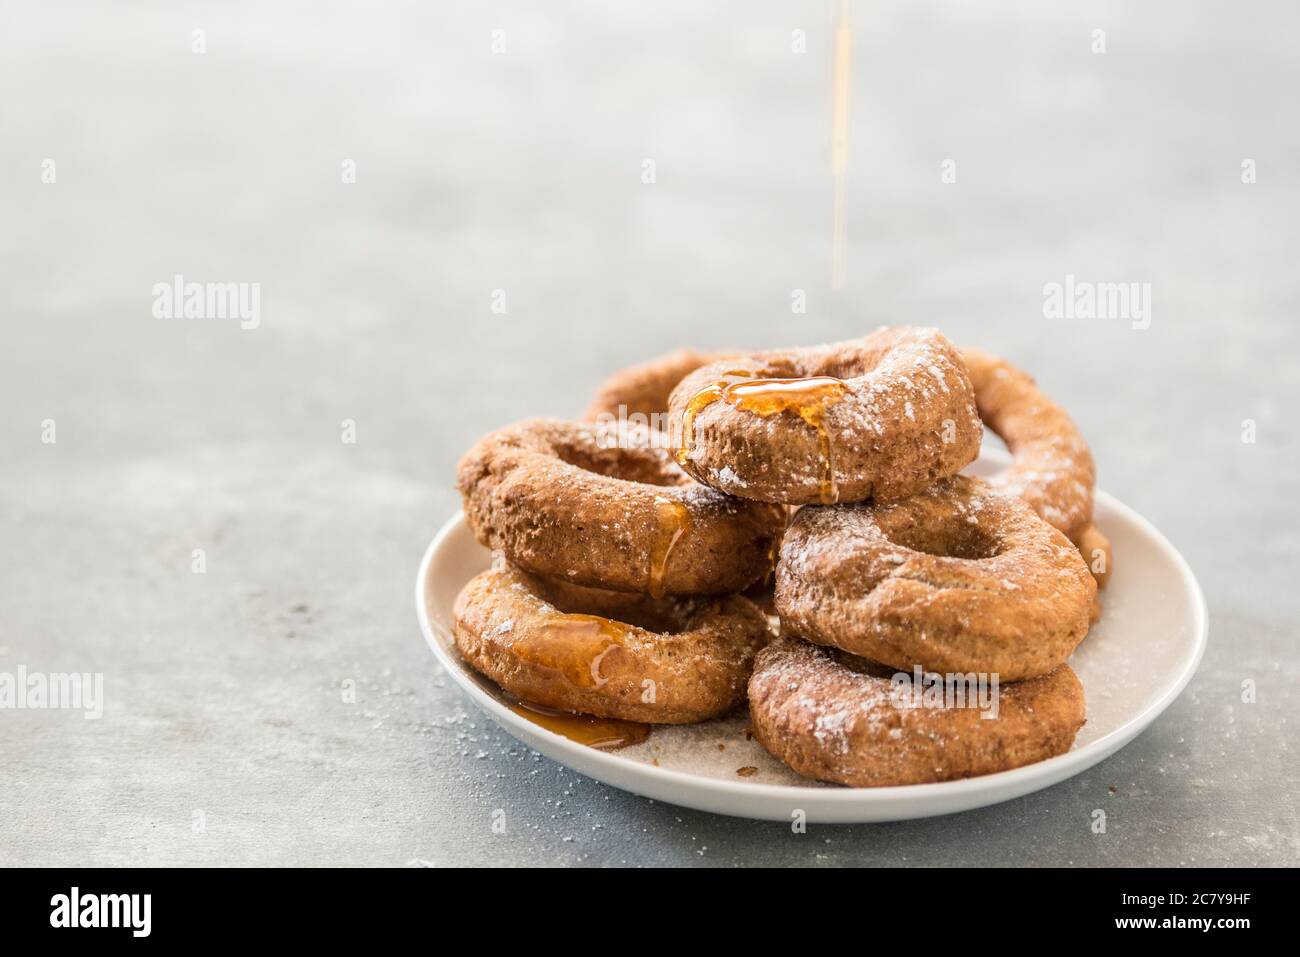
[506,698,652,750]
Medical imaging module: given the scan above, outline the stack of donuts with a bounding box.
[453,327,1111,786]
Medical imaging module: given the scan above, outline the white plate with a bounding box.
[415,453,1207,823]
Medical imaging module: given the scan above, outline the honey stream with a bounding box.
[831,0,852,290]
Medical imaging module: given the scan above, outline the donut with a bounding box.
[667,327,983,505]
[585,348,726,421]
[748,637,1086,787]
[775,475,1096,681]
[960,347,1096,539]
[960,348,1112,588]
[453,564,771,724]
[457,417,785,596]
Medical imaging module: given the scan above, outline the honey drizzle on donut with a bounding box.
[509,614,628,689]
[648,495,691,598]
[676,369,757,469]
[506,697,652,750]
[678,375,850,504]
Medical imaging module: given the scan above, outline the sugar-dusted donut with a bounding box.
[960,347,1096,538]
[775,475,1096,681]
[667,327,983,505]
[453,564,771,724]
[585,348,726,421]
[748,637,1086,786]
[960,347,1112,587]
[457,418,786,596]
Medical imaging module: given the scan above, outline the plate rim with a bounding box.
[415,484,1208,821]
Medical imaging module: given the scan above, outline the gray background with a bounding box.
[1,0,1296,866]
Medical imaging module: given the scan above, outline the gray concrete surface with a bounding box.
[1,0,1296,866]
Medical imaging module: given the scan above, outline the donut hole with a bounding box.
[552,443,681,487]
[528,573,692,634]
[979,430,1010,454]
[818,352,877,380]
[883,520,1001,561]
[608,602,691,635]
